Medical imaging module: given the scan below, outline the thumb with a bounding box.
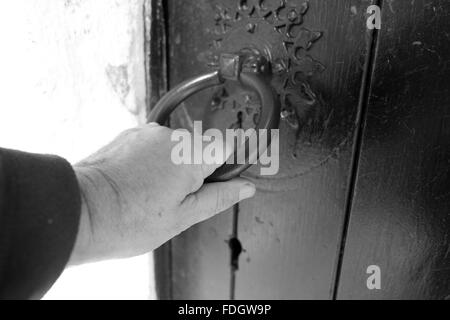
[180,178,256,225]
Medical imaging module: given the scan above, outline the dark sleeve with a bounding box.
[0,148,81,300]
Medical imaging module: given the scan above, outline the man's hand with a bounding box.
[69,123,255,265]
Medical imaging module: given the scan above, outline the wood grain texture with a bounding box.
[235,0,375,299]
[337,0,450,299]
[156,0,379,299]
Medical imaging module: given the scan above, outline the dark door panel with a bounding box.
[151,0,450,300]
[235,0,376,299]
[155,0,378,299]
[336,0,450,299]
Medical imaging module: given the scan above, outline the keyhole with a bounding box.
[237,110,243,129]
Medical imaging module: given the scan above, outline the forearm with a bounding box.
[68,169,93,266]
[0,123,256,299]
[0,148,81,299]
[66,124,256,267]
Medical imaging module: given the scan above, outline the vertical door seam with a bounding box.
[331,0,383,300]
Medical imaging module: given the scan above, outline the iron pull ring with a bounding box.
[148,53,280,182]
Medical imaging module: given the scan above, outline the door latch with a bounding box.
[148,50,280,182]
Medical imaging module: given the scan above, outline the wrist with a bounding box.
[68,168,95,266]
[69,165,129,265]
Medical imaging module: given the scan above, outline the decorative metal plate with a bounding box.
[196,0,352,190]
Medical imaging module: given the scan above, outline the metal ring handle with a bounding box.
[148,64,280,182]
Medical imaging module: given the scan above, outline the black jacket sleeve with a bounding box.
[0,148,81,300]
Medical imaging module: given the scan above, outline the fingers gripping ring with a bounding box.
[148,53,280,182]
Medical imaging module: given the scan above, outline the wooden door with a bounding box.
[147,0,450,299]
[336,0,450,299]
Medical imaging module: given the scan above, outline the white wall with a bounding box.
[0,0,154,299]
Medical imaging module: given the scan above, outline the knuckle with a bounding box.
[118,127,139,139]
[193,165,206,188]
[182,164,204,192]
[154,126,173,138]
